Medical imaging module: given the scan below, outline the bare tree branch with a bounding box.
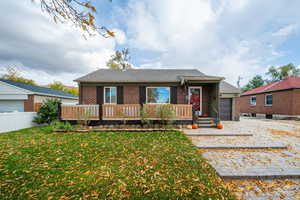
[33,0,115,38]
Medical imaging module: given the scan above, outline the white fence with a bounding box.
[0,112,37,133]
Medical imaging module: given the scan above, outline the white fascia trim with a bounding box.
[0,81,78,99]
[0,81,33,94]
[34,93,78,100]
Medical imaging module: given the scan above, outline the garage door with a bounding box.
[0,100,24,113]
[220,98,232,121]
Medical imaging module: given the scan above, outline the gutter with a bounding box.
[240,87,300,96]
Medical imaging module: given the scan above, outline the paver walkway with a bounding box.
[184,117,300,199]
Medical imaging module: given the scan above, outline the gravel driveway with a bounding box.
[187,117,300,200]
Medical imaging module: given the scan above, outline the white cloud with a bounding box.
[0,0,122,85]
[272,24,298,37]
[125,0,300,86]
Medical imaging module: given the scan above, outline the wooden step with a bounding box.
[197,117,215,121]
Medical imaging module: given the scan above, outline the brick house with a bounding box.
[239,77,300,119]
[0,79,78,112]
[70,69,240,124]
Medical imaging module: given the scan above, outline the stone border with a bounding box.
[54,128,179,133]
[186,133,253,136]
[196,145,288,149]
[218,172,300,180]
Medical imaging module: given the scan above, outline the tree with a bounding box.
[242,75,265,92]
[33,99,61,124]
[1,67,37,85]
[106,48,133,70]
[34,0,115,38]
[48,81,64,91]
[48,81,79,96]
[266,63,300,81]
[64,87,79,96]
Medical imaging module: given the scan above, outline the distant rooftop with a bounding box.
[0,79,78,99]
[241,77,300,96]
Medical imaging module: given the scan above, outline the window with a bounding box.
[265,94,273,106]
[250,96,256,106]
[146,87,170,104]
[104,87,117,104]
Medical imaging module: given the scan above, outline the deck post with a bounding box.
[58,102,62,121]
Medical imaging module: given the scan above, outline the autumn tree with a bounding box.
[48,81,64,90]
[64,87,79,96]
[48,81,79,96]
[242,75,265,92]
[266,63,300,82]
[1,67,37,85]
[34,0,115,38]
[106,48,133,70]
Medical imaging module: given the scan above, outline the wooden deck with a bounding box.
[61,104,100,120]
[61,104,192,121]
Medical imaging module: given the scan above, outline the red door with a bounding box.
[189,88,201,115]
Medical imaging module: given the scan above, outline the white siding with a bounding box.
[0,112,36,133]
[34,95,78,104]
[0,81,30,100]
[0,100,24,112]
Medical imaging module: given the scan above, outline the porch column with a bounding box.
[216,82,221,121]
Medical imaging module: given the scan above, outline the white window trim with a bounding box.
[104,87,117,104]
[146,87,170,104]
[265,94,273,106]
[250,96,256,106]
[188,86,203,116]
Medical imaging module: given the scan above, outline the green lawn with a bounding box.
[0,128,234,200]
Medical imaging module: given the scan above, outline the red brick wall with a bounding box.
[24,95,34,112]
[80,85,97,104]
[292,89,300,115]
[123,85,139,104]
[177,86,186,104]
[239,90,297,115]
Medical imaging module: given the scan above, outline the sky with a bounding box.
[0,0,300,87]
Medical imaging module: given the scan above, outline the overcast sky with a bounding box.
[0,0,300,86]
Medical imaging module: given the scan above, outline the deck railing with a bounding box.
[60,104,192,120]
[102,104,141,120]
[144,104,192,120]
[61,104,100,120]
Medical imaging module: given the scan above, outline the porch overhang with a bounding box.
[179,76,224,85]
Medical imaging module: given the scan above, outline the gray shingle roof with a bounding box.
[0,79,78,99]
[220,81,240,94]
[75,69,222,83]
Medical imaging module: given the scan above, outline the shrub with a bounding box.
[33,99,61,124]
[140,107,150,127]
[76,109,92,127]
[156,104,175,126]
[52,121,73,132]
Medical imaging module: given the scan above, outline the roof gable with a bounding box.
[241,77,300,96]
[220,81,240,94]
[0,79,78,99]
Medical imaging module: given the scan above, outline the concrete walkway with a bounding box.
[183,117,300,199]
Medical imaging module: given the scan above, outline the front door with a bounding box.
[189,87,202,116]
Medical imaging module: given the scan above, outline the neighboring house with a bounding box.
[0,79,78,113]
[239,77,300,119]
[74,69,240,122]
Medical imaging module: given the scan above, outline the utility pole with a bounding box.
[237,76,243,88]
